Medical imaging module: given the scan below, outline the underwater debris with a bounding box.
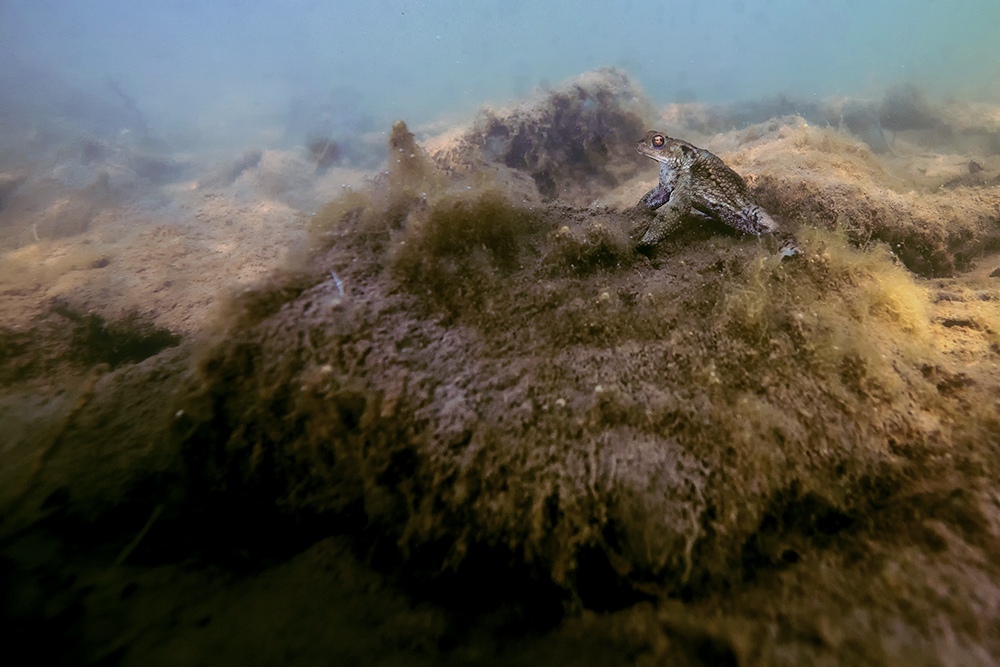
[387,119,438,189]
[105,78,151,140]
[0,171,26,211]
[428,68,649,201]
[129,153,186,184]
[50,300,180,369]
[73,136,186,185]
[880,83,943,131]
[941,160,1000,188]
[80,139,107,164]
[835,99,894,154]
[307,136,342,172]
[197,149,263,189]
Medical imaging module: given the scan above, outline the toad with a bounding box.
[632,130,794,254]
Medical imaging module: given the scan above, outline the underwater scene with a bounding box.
[2,2,1000,665]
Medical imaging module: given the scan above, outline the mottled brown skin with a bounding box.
[632,130,780,249]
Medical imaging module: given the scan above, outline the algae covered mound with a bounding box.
[175,113,1000,613]
[3,69,1000,664]
[426,67,650,202]
[742,119,1000,277]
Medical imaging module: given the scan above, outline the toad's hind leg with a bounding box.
[716,204,778,236]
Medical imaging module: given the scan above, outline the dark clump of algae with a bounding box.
[174,114,999,646]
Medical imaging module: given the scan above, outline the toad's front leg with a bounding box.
[633,173,693,249]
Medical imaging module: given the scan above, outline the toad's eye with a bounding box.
[651,134,665,148]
